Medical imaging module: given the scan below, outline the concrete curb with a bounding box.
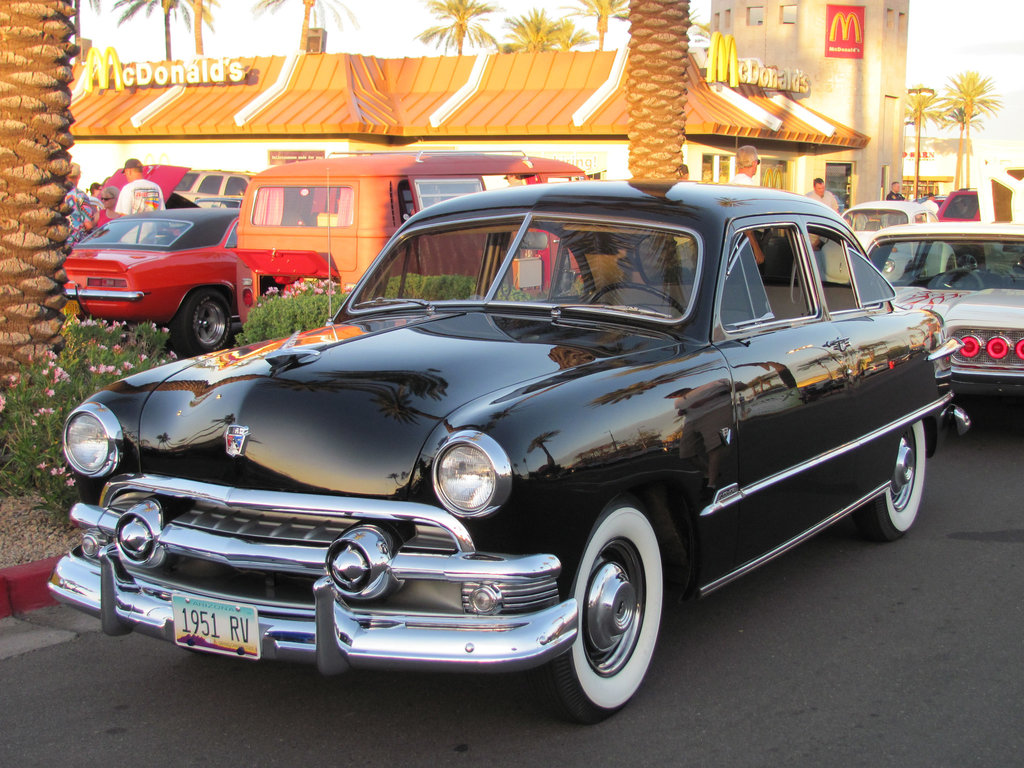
[0,557,60,619]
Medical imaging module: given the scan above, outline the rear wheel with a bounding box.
[854,420,926,542]
[536,498,663,723]
[170,288,231,357]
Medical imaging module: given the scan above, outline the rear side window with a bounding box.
[251,186,354,227]
[197,175,221,195]
[224,176,249,196]
[176,172,198,192]
[413,178,483,209]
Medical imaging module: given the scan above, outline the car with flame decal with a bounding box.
[52,181,966,723]
[866,222,1024,396]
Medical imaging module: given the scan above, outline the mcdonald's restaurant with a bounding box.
[70,0,907,210]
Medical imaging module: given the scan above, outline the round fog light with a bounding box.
[81,531,104,559]
[469,585,503,615]
[325,525,400,600]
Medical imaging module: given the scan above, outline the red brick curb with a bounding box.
[0,557,60,619]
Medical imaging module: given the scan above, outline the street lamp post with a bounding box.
[907,87,935,199]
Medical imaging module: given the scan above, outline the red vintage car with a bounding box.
[64,208,253,356]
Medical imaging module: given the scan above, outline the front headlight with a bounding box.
[433,431,512,518]
[63,402,123,477]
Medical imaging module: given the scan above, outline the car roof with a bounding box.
[403,179,841,233]
[844,200,932,214]
[86,208,238,250]
[864,221,1024,248]
[252,152,584,180]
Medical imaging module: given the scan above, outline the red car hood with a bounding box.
[104,165,191,203]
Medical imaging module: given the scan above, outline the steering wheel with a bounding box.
[591,281,685,313]
[928,269,984,290]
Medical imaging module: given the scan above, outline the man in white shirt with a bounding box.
[805,177,840,212]
[729,145,759,185]
[114,158,165,217]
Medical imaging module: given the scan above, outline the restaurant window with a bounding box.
[780,4,797,24]
[747,6,764,25]
[701,153,733,184]
[825,163,852,212]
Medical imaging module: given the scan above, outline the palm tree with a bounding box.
[0,0,76,376]
[552,19,597,51]
[562,0,627,51]
[626,0,690,179]
[416,0,500,57]
[905,85,942,198]
[253,0,357,52]
[940,71,1002,189]
[941,107,979,190]
[502,8,564,53]
[191,0,219,56]
[112,0,195,61]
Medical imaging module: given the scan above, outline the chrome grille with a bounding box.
[462,577,560,615]
[174,507,356,544]
[952,328,1024,369]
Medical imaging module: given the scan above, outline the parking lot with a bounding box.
[1,396,1021,767]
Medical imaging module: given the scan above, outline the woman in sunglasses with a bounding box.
[96,185,120,226]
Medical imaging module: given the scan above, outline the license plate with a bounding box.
[62,299,81,317]
[172,594,261,660]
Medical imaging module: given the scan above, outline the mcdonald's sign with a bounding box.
[81,46,248,93]
[760,165,787,190]
[705,32,811,94]
[825,5,865,59]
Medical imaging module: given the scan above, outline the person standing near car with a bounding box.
[806,178,840,212]
[63,163,98,246]
[730,146,759,185]
[115,158,164,216]
[886,181,905,201]
[96,185,120,226]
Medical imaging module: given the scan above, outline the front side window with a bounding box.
[251,186,354,228]
[720,225,814,329]
[352,217,701,321]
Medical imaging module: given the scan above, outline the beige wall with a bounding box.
[710,0,910,203]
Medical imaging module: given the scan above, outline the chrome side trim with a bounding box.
[98,475,475,553]
[927,337,962,361]
[699,394,951,518]
[698,481,889,597]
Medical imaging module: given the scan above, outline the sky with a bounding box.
[76,0,1024,141]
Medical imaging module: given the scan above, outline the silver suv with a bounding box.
[175,170,251,201]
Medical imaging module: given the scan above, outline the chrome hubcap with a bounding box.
[583,540,643,676]
[890,434,916,511]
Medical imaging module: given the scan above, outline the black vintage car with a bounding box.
[52,181,968,723]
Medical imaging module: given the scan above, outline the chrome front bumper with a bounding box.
[48,480,578,673]
[50,549,577,672]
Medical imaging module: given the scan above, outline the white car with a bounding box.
[866,222,1024,396]
[843,200,938,248]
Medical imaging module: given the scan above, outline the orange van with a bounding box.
[235,151,586,287]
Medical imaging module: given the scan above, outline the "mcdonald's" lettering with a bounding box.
[80,47,249,93]
[704,32,810,94]
[825,5,865,59]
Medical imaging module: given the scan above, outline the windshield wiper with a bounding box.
[552,303,673,320]
[353,297,434,311]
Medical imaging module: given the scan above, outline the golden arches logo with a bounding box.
[760,166,786,190]
[705,32,739,88]
[83,46,125,93]
[828,11,863,43]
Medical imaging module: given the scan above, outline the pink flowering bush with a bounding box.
[235,279,345,346]
[0,317,171,513]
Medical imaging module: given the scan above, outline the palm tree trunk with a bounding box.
[163,5,173,60]
[193,0,205,56]
[964,111,972,189]
[0,0,76,376]
[626,0,690,179]
[300,0,315,51]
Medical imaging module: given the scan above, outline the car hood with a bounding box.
[130,311,675,497]
[895,287,1024,328]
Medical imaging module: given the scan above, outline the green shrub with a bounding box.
[236,280,346,346]
[0,317,172,513]
[385,273,476,301]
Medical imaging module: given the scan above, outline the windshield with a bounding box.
[82,218,195,248]
[351,217,700,321]
[869,237,1024,290]
[845,209,909,232]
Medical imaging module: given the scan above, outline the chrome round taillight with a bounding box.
[115,499,165,566]
[1016,339,1024,361]
[987,336,1009,360]
[326,525,400,601]
[959,335,980,358]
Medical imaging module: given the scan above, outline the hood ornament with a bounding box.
[225,424,251,457]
